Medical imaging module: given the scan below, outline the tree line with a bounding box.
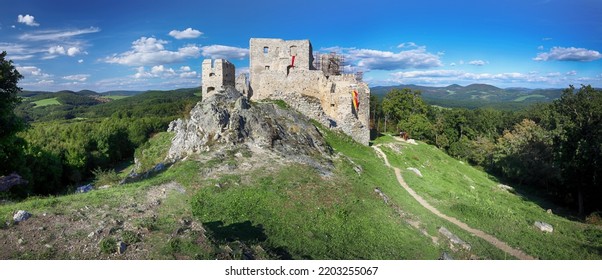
[1,51,199,198]
[370,86,602,216]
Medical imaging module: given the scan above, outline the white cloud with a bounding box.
[48,45,66,55]
[386,69,600,87]
[168,28,203,39]
[566,70,577,76]
[534,47,602,62]
[450,62,456,66]
[67,47,82,56]
[18,14,39,27]
[105,37,201,66]
[537,45,544,50]
[397,42,418,48]
[180,66,191,72]
[151,65,176,76]
[179,71,198,78]
[16,66,50,77]
[468,60,488,66]
[200,45,249,60]
[347,47,442,71]
[63,74,90,82]
[0,42,44,60]
[19,27,100,41]
[78,59,84,63]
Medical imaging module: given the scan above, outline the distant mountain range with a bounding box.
[370,84,565,110]
[19,84,564,111]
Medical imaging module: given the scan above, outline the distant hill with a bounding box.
[371,84,564,110]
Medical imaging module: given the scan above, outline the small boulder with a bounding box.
[497,184,514,192]
[13,210,32,223]
[407,167,423,178]
[406,139,418,145]
[534,221,553,233]
[439,227,471,251]
[439,252,453,260]
[546,209,553,214]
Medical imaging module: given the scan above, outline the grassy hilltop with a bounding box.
[1,125,600,259]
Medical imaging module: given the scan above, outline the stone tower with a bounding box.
[201,59,235,98]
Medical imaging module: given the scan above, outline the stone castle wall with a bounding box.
[201,59,235,98]
[201,38,370,145]
[248,38,370,145]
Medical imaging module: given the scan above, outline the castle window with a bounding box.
[290,45,297,56]
[263,46,269,54]
[209,73,215,77]
[207,87,215,93]
[265,65,270,70]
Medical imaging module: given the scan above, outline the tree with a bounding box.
[0,51,26,176]
[552,85,602,215]
[381,88,429,134]
[492,119,558,189]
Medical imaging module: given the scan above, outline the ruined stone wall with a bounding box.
[201,59,235,98]
[249,38,313,100]
[253,68,370,145]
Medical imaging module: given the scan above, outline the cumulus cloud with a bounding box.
[534,47,602,62]
[200,45,249,60]
[347,47,443,71]
[63,74,90,82]
[19,27,100,41]
[468,60,488,66]
[133,64,198,79]
[18,14,39,26]
[566,70,577,76]
[16,66,48,77]
[45,45,85,59]
[105,37,201,66]
[168,28,203,39]
[48,45,66,55]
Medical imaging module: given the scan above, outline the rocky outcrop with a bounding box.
[166,88,333,172]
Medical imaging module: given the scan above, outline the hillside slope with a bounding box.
[1,92,600,259]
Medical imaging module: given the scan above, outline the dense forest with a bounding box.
[1,51,200,198]
[370,86,602,216]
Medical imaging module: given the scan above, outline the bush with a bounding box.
[92,168,121,187]
[99,237,117,254]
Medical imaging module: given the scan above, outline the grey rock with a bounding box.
[407,167,423,178]
[439,252,453,260]
[497,184,514,192]
[13,210,32,222]
[439,227,471,251]
[117,241,127,254]
[166,88,333,173]
[534,221,554,233]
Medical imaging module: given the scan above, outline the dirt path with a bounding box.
[373,145,535,260]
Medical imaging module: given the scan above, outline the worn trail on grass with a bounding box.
[372,144,535,260]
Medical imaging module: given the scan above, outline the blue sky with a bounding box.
[1,0,601,91]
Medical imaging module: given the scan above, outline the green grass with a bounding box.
[514,94,545,102]
[32,97,61,108]
[104,95,129,100]
[378,136,602,259]
[134,132,174,172]
[3,121,599,259]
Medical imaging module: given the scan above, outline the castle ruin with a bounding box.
[201,38,370,145]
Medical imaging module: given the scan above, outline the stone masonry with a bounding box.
[201,38,370,145]
[201,59,235,98]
